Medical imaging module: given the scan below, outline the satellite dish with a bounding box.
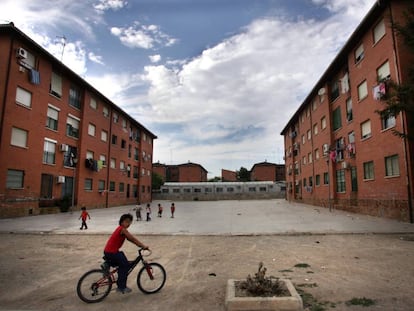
[318,88,326,96]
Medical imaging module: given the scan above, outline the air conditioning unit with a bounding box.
[342,162,350,169]
[17,47,28,59]
[60,144,69,152]
[57,176,65,183]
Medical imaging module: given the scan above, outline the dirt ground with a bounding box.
[0,233,414,311]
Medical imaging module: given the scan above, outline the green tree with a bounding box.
[208,176,221,182]
[377,7,414,140]
[152,172,164,190]
[236,167,251,181]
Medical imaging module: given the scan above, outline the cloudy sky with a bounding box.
[1,0,377,178]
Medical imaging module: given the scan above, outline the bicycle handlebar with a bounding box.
[139,248,152,257]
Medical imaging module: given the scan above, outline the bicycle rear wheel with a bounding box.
[137,262,166,294]
[77,269,113,303]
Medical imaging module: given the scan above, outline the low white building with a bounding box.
[155,181,286,201]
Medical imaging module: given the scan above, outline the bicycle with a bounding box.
[77,248,166,303]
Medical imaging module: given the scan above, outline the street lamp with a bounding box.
[71,156,78,214]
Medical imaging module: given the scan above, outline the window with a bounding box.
[332,107,342,131]
[309,176,313,187]
[11,127,28,148]
[43,139,56,164]
[99,154,106,166]
[134,166,139,179]
[308,152,313,163]
[46,105,59,130]
[361,120,371,139]
[122,118,127,129]
[84,178,93,191]
[63,146,77,167]
[301,134,305,145]
[351,167,358,191]
[355,43,364,63]
[90,98,97,110]
[40,174,53,198]
[321,116,327,130]
[127,165,131,177]
[323,172,329,185]
[363,161,374,180]
[141,168,145,176]
[385,155,399,177]
[103,106,109,118]
[315,174,320,186]
[312,99,318,111]
[307,129,311,140]
[109,181,115,192]
[111,135,117,145]
[120,161,125,170]
[50,72,62,98]
[346,98,353,121]
[377,61,390,81]
[336,169,346,193]
[313,124,318,135]
[303,178,307,187]
[142,186,146,193]
[348,131,355,144]
[101,130,108,142]
[358,80,368,100]
[110,158,116,169]
[69,85,81,109]
[88,123,96,136]
[19,49,35,68]
[66,115,80,138]
[16,87,32,108]
[134,148,139,161]
[373,19,385,44]
[113,113,118,123]
[302,156,307,165]
[119,182,125,192]
[86,150,94,159]
[6,169,24,188]
[330,80,340,102]
[315,148,320,160]
[121,139,126,149]
[98,180,105,191]
[382,114,396,130]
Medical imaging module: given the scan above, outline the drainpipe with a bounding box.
[389,3,413,223]
[0,26,15,152]
[105,109,113,208]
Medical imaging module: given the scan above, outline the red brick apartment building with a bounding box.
[153,162,208,182]
[250,162,285,182]
[0,24,157,218]
[281,0,414,222]
[221,169,237,182]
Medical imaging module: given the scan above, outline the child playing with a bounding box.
[103,213,149,294]
[135,203,142,221]
[170,202,175,218]
[146,204,152,221]
[157,203,163,217]
[79,206,91,230]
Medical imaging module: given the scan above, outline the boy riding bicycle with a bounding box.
[103,213,149,294]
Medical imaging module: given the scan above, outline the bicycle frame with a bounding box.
[101,251,154,287]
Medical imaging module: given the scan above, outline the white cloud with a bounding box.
[149,54,161,63]
[88,52,105,65]
[143,0,376,176]
[94,0,127,12]
[110,22,177,49]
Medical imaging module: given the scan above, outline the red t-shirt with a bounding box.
[81,211,89,221]
[104,226,126,253]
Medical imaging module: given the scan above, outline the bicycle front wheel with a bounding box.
[137,262,166,294]
[77,269,113,303]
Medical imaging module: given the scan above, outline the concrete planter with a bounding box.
[225,279,303,311]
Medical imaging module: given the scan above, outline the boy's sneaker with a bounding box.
[116,287,132,294]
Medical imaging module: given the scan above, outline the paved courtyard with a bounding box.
[0,199,413,235]
[1,199,414,311]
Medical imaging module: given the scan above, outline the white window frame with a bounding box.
[88,123,96,136]
[90,98,97,110]
[101,130,108,142]
[11,127,28,148]
[358,80,368,101]
[50,72,62,98]
[373,19,386,44]
[361,120,372,139]
[377,61,390,81]
[16,87,32,108]
[355,43,364,63]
